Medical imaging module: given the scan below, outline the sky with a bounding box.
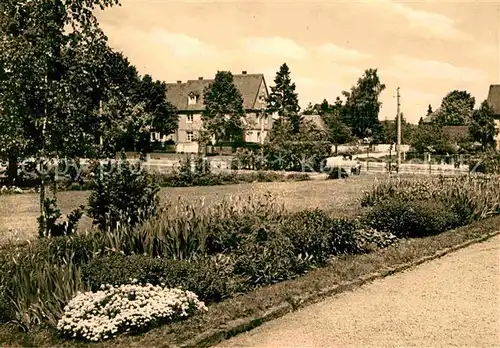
[96,0,500,124]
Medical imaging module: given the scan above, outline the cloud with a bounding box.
[315,43,370,60]
[386,55,486,82]
[243,36,307,59]
[374,0,471,41]
[149,29,220,59]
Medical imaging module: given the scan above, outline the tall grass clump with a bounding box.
[360,175,500,233]
[94,192,285,260]
[0,244,86,331]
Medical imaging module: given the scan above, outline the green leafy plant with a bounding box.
[87,155,160,231]
[81,253,240,303]
[233,228,308,287]
[364,198,459,238]
[37,198,85,237]
[4,255,85,330]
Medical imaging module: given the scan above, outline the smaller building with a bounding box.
[301,114,327,131]
[486,84,500,150]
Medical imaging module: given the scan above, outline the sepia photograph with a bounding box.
[0,0,499,346]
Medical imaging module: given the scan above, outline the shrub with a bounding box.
[38,234,102,266]
[231,148,259,170]
[360,176,500,221]
[286,173,310,181]
[364,198,459,238]
[81,254,239,303]
[233,227,310,287]
[352,225,398,252]
[57,284,207,342]
[87,155,160,231]
[280,209,337,264]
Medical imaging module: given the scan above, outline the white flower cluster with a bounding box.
[0,185,23,194]
[57,283,208,341]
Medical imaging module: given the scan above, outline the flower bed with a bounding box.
[57,283,207,341]
[1,175,499,345]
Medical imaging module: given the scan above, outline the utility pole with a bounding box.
[396,87,401,174]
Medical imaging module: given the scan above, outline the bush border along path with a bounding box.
[178,228,500,348]
[2,215,498,347]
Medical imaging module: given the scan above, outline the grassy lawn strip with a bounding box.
[2,214,499,348]
[0,178,372,244]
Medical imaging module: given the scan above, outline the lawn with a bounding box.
[0,175,376,244]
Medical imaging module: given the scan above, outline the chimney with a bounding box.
[176,80,182,84]
[198,77,203,80]
[242,71,247,75]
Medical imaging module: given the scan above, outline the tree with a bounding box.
[0,0,120,236]
[469,100,498,151]
[267,63,301,133]
[302,102,315,115]
[302,99,331,116]
[411,124,456,155]
[321,110,351,154]
[433,90,475,126]
[97,52,177,154]
[134,74,178,144]
[427,104,433,116]
[341,69,385,139]
[263,119,331,171]
[202,71,245,151]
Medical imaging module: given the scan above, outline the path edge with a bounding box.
[179,230,500,348]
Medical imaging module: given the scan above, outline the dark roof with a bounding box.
[166,73,266,111]
[487,84,500,117]
[443,125,469,142]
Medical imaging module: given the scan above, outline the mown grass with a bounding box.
[1,214,498,348]
[0,176,376,245]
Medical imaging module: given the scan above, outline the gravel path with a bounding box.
[217,235,500,348]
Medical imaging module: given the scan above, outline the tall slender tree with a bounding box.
[341,69,385,139]
[267,63,301,133]
[202,71,245,151]
[0,0,121,236]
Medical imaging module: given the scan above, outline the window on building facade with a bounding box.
[188,94,197,105]
[186,114,194,123]
[186,131,194,142]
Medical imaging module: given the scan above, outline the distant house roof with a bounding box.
[302,114,326,131]
[422,107,442,124]
[443,125,469,142]
[166,73,267,111]
[487,84,500,117]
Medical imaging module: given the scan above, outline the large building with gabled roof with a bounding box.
[155,71,272,153]
[486,84,500,150]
